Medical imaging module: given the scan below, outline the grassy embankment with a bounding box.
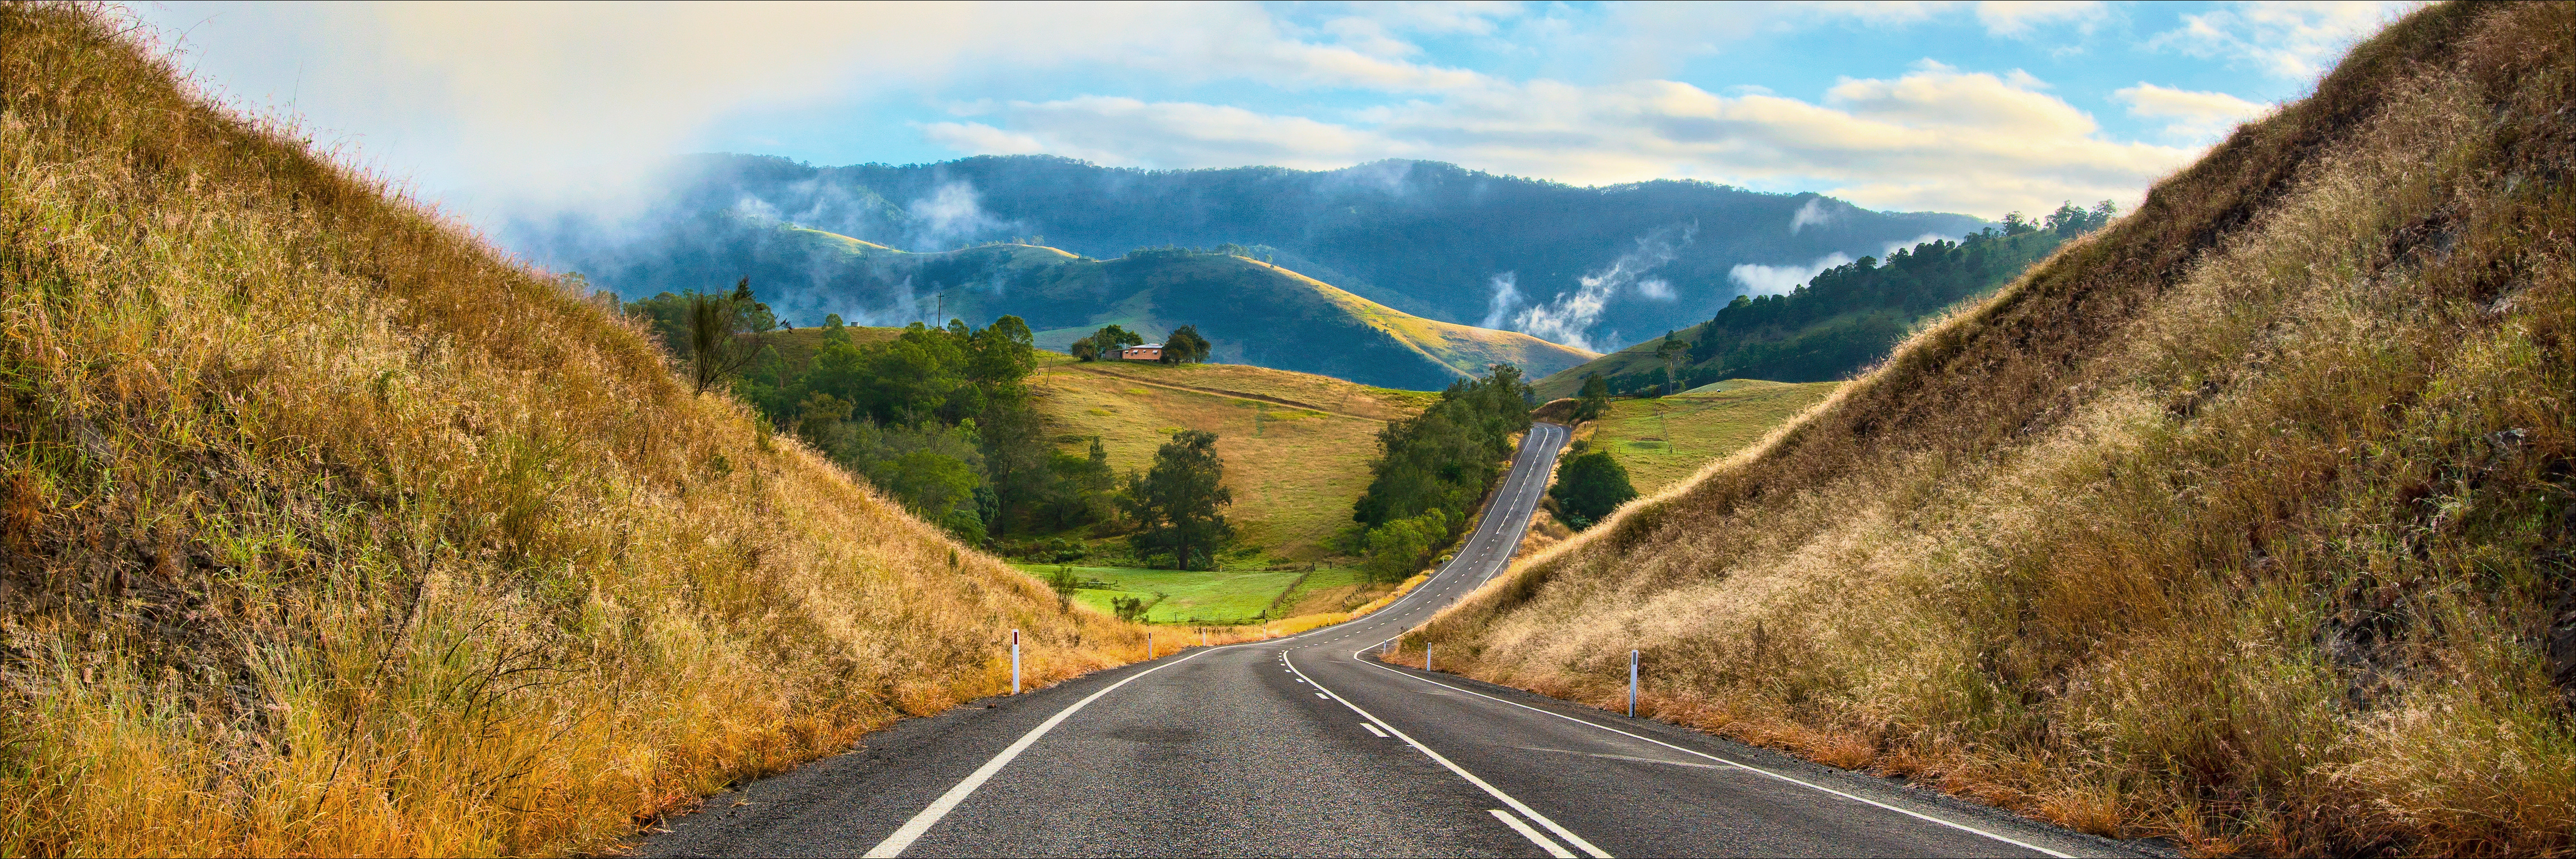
[1574,380,1841,494]
[0,7,1189,855]
[1409,4,2576,855]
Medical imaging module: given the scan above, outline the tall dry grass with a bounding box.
[0,4,1186,854]
[1417,3,2576,856]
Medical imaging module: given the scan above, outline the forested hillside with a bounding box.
[0,6,1163,854]
[1533,204,2108,399]
[1421,3,2576,854]
[510,154,1983,353]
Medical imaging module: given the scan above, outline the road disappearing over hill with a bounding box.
[642,423,2138,858]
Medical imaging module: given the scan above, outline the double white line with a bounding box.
[1286,651,1609,858]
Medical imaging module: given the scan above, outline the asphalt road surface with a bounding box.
[643,423,2155,858]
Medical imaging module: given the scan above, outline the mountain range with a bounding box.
[511,155,1987,385]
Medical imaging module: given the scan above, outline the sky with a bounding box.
[131,0,2411,224]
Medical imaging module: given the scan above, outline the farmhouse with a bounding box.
[1118,343,1164,361]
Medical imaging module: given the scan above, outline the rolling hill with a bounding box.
[1417,4,2576,854]
[0,6,1169,855]
[1024,353,1434,560]
[670,226,1598,390]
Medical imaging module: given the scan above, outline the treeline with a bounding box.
[1069,323,1211,364]
[1346,365,1534,581]
[624,292,1069,544]
[1598,202,2117,394]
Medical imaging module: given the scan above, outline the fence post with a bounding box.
[1628,649,1638,718]
[1011,630,1021,695]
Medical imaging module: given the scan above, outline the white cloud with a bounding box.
[134,0,1487,219]
[926,97,1397,170]
[2116,82,2271,142]
[937,65,2191,218]
[2150,1,2408,79]
[1789,198,1837,234]
[1974,1,2108,37]
[1730,253,1854,296]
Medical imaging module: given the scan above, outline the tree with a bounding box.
[1361,509,1450,582]
[1121,430,1233,570]
[1549,445,1637,530]
[1041,436,1117,528]
[1574,373,1610,422]
[1653,330,1686,396]
[1161,325,1212,364]
[978,396,1049,537]
[1086,324,1145,360]
[1045,566,1079,611]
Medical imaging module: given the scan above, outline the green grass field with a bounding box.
[1580,380,1841,494]
[1012,564,1312,624]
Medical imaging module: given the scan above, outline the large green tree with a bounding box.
[1549,445,1637,530]
[1121,430,1233,570]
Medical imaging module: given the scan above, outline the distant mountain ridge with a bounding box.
[511,154,1985,358]
[628,223,1596,390]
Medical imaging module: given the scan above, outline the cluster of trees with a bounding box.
[1346,365,1534,581]
[1590,201,2120,395]
[1069,323,1212,365]
[630,286,1239,567]
[631,286,1103,544]
[1547,441,1637,530]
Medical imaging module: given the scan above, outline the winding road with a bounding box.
[643,423,2147,858]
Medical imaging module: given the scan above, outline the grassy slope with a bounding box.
[1418,4,2576,855]
[1533,335,1680,401]
[1028,354,1431,559]
[1576,381,1841,494]
[0,8,1173,855]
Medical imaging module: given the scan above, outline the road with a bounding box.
[642,422,2148,858]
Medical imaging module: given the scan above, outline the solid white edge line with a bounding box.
[1362,722,1390,738]
[862,647,1221,858]
[1491,808,1578,859]
[1345,657,2074,859]
[1285,652,1613,858]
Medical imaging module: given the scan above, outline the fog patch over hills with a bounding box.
[505,155,1988,354]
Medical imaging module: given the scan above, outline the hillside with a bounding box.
[644,227,1597,390]
[1027,354,1434,559]
[510,152,1986,356]
[1420,4,2576,855]
[1572,381,1841,495]
[0,6,1170,855]
[1533,226,2078,400]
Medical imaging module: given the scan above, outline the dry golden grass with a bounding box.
[0,6,1174,855]
[1416,3,2576,856]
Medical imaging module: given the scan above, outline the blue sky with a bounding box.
[137,1,2407,222]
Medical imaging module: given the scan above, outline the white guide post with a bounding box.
[1011,630,1022,695]
[1148,633,1154,659]
[1628,649,1638,718]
